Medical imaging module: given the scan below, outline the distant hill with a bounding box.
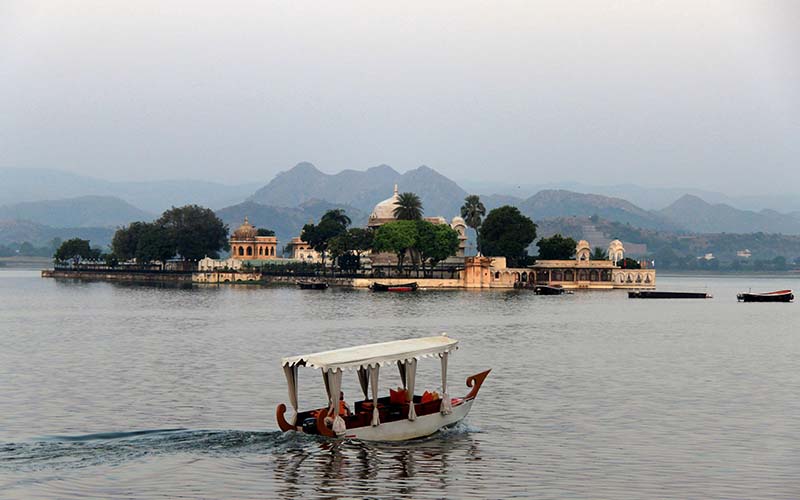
[0,196,153,228]
[248,162,468,218]
[215,199,368,248]
[0,219,115,248]
[0,167,254,212]
[659,195,800,234]
[518,190,680,231]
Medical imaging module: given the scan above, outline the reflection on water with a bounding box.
[1,270,799,499]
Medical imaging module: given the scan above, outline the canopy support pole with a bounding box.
[405,359,417,421]
[282,363,300,426]
[440,352,452,415]
[327,369,346,436]
[370,365,380,426]
[397,360,406,389]
[357,366,369,400]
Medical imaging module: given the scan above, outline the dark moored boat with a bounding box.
[297,281,329,290]
[534,285,568,295]
[737,289,793,303]
[628,290,712,299]
[370,282,418,292]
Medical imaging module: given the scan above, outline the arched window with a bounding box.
[553,270,563,281]
[238,247,244,256]
[590,270,599,281]
[259,247,263,255]
[494,271,500,279]
[270,246,275,256]
[578,270,588,281]
[521,272,528,282]
[246,247,252,256]
[564,270,574,281]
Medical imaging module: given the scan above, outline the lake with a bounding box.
[1,270,798,499]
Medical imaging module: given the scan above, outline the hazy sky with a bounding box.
[1,1,798,194]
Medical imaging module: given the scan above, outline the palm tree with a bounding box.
[321,209,351,228]
[591,247,608,260]
[460,194,486,253]
[393,192,423,220]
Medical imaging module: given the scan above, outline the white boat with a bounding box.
[276,335,490,441]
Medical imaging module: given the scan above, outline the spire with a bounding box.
[393,184,398,195]
[244,216,249,224]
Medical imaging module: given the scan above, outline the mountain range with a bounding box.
[2,163,800,250]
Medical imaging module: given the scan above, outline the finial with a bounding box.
[394,184,398,195]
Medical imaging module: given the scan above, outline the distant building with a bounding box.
[198,256,242,271]
[736,249,752,259]
[230,217,278,260]
[286,237,321,263]
[699,253,715,261]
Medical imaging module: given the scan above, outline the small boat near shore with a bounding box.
[297,281,329,290]
[534,284,572,295]
[737,289,794,303]
[276,335,490,441]
[628,290,712,299]
[370,282,418,292]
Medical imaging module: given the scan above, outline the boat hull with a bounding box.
[534,285,566,295]
[345,399,473,441]
[737,290,793,302]
[629,291,711,299]
[370,282,418,292]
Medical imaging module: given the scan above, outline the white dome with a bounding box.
[576,240,591,250]
[451,216,466,226]
[369,185,400,221]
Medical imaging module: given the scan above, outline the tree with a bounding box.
[301,212,349,270]
[112,221,151,261]
[416,220,460,276]
[479,206,537,267]
[591,247,608,260]
[393,192,423,220]
[347,228,374,258]
[460,195,486,253]
[135,223,175,264]
[54,238,102,262]
[157,205,229,260]
[327,227,373,271]
[536,234,577,260]
[373,220,418,273]
[256,228,275,237]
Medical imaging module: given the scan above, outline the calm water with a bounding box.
[1,270,798,499]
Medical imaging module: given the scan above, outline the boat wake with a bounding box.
[1,423,478,473]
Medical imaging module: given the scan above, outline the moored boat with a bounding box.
[370,282,418,292]
[276,335,490,441]
[534,284,570,295]
[737,289,793,303]
[628,290,712,299]
[297,281,328,290]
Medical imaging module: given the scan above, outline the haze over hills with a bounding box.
[216,199,368,248]
[0,196,153,228]
[0,168,254,213]
[659,195,800,235]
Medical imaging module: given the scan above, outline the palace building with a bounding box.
[230,217,278,260]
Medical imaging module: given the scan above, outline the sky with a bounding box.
[1,1,798,195]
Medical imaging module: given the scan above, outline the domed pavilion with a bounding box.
[230,217,278,260]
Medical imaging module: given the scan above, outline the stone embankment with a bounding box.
[42,269,193,283]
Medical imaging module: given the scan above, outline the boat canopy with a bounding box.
[281,335,458,372]
[280,335,457,431]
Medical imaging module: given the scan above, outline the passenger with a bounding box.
[339,391,351,416]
